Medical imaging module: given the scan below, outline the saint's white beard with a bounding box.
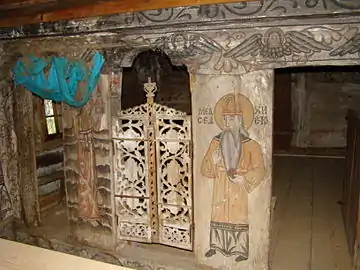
[220,126,248,178]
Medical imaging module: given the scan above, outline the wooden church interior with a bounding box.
[271,66,360,269]
[19,57,360,270]
[29,49,191,237]
[1,1,360,270]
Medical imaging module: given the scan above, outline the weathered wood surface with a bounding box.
[192,70,273,270]
[5,23,360,77]
[273,71,293,151]
[13,87,40,227]
[0,52,20,221]
[0,0,254,28]
[112,73,193,250]
[343,110,360,258]
[1,1,360,40]
[0,238,132,270]
[63,74,114,249]
[270,156,351,270]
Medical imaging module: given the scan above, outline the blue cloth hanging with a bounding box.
[12,52,105,107]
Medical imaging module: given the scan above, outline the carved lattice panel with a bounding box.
[155,105,193,250]
[112,80,193,250]
[113,104,152,243]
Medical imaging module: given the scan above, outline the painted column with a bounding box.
[191,70,274,270]
[14,87,40,227]
[0,63,19,238]
[63,73,114,249]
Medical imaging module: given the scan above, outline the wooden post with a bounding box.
[13,87,40,227]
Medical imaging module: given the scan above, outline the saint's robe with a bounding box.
[201,133,265,259]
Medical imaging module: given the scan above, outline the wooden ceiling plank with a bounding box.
[0,0,57,9]
[0,0,115,19]
[0,0,115,11]
[0,14,42,28]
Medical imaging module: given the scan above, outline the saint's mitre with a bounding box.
[222,95,243,116]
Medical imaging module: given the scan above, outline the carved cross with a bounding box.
[144,77,157,105]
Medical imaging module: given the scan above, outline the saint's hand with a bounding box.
[211,149,221,164]
[232,175,245,184]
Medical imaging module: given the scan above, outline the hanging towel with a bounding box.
[12,52,105,108]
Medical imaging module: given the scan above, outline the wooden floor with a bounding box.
[0,239,129,270]
[270,156,352,270]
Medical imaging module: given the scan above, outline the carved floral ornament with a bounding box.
[120,0,360,26]
[98,25,360,74]
[306,0,360,9]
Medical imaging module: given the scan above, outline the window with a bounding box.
[44,99,62,138]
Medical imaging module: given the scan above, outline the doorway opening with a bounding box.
[114,50,195,252]
[270,66,360,269]
[33,94,67,237]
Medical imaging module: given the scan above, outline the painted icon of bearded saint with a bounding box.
[201,93,265,262]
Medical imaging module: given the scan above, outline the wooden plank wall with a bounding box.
[343,109,360,259]
[273,71,293,151]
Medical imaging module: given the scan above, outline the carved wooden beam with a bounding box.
[0,0,254,28]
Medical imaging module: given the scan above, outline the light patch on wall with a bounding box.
[38,179,61,196]
[45,99,57,134]
[37,162,63,177]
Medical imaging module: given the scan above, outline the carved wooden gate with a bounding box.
[112,79,193,250]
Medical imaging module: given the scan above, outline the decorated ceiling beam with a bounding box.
[0,0,254,28]
[0,0,360,40]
